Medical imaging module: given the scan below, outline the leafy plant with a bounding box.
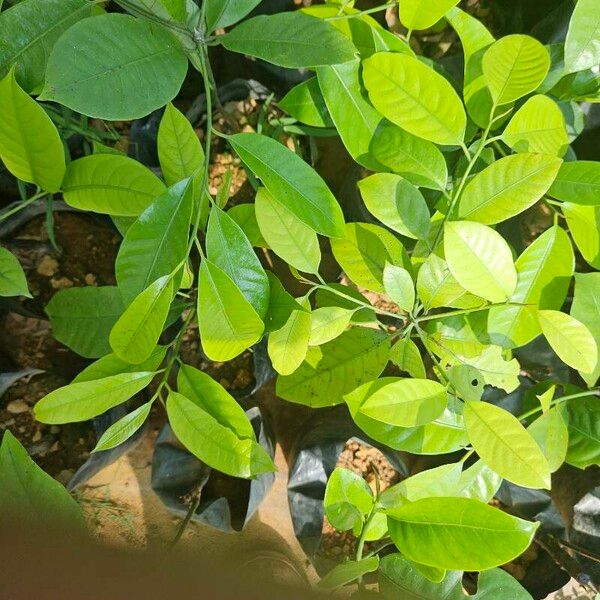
[0,0,599,595]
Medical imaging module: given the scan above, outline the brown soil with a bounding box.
[317,441,401,561]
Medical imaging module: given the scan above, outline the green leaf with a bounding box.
[93,401,152,452]
[470,568,533,600]
[206,205,270,318]
[383,263,415,313]
[548,161,600,205]
[370,121,447,190]
[158,102,204,187]
[501,95,569,156]
[0,0,94,93]
[268,304,311,376]
[277,327,390,408]
[455,460,502,502]
[399,0,460,30]
[205,0,262,30]
[115,178,193,303]
[359,173,430,239]
[538,309,598,374]
[363,52,466,146]
[46,286,124,358]
[39,13,188,120]
[309,306,354,346]
[278,77,333,128]
[34,371,155,424]
[528,407,568,472]
[571,273,600,386]
[564,0,600,73]
[488,225,573,348]
[562,203,600,270]
[444,221,517,303]
[317,60,383,170]
[110,275,173,364]
[457,154,562,224]
[0,430,84,527]
[177,364,253,437]
[220,12,357,68]
[197,259,264,361]
[330,222,410,293]
[254,187,320,274]
[166,391,275,478]
[387,497,538,571]
[0,246,29,297]
[389,339,426,378]
[318,557,379,591]
[62,154,166,216]
[227,204,268,248]
[229,133,345,237]
[482,35,550,106]
[325,467,373,531]
[456,346,520,393]
[358,377,447,428]
[0,69,64,192]
[464,400,551,488]
[566,395,600,469]
[448,364,484,401]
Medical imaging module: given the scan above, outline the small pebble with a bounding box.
[84,273,97,285]
[36,256,59,277]
[6,399,29,414]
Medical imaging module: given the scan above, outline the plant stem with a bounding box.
[355,507,377,588]
[0,191,47,223]
[325,1,395,21]
[517,389,600,421]
[415,301,532,323]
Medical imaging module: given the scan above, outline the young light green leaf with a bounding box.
[309,306,354,346]
[318,557,379,591]
[158,102,204,187]
[39,13,188,120]
[564,0,600,73]
[325,467,373,531]
[363,52,466,145]
[455,460,502,503]
[464,400,551,489]
[571,273,600,386]
[482,34,550,105]
[0,246,29,298]
[359,173,430,239]
[458,346,520,393]
[330,222,410,293]
[115,178,193,303]
[278,77,333,128]
[220,12,357,68]
[227,204,268,248]
[399,0,460,30]
[358,377,447,428]
[46,286,124,358]
[62,154,166,216]
[268,304,311,376]
[566,396,600,469]
[0,430,84,527]
[0,0,94,93]
[448,364,484,402]
[205,0,262,31]
[254,187,321,274]
[387,497,538,571]
[198,259,264,361]
[548,161,600,205]
[383,263,415,313]
[444,221,517,303]
[229,133,345,237]
[488,225,573,348]
[370,121,447,190]
[277,327,390,408]
[317,60,383,170]
[389,339,426,379]
[562,203,600,269]
[457,154,562,224]
[206,205,270,318]
[34,371,155,424]
[528,407,568,472]
[0,69,65,192]
[93,401,153,452]
[110,276,173,365]
[166,391,275,478]
[501,95,569,156]
[538,309,598,374]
